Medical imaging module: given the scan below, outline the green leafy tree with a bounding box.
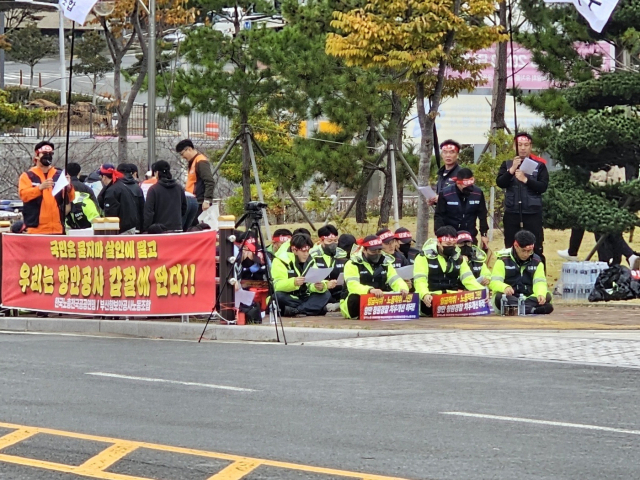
[274,0,414,225]
[326,0,506,243]
[171,0,279,206]
[73,31,113,105]
[7,23,57,89]
[517,0,640,237]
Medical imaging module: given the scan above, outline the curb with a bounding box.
[0,317,429,343]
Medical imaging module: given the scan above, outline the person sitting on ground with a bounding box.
[271,233,331,317]
[489,229,553,315]
[413,226,484,316]
[377,228,410,269]
[395,227,421,264]
[266,228,292,262]
[143,160,187,233]
[310,224,346,312]
[10,221,27,234]
[234,231,266,281]
[338,233,356,258]
[457,230,491,286]
[147,224,169,234]
[188,223,212,232]
[340,234,409,319]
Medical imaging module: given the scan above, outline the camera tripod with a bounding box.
[198,205,287,344]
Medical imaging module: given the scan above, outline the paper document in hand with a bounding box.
[418,186,437,200]
[518,158,538,175]
[395,265,414,280]
[51,169,69,197]
[235,288,256,308]
[336,273,345,286]
[304,267,333,284]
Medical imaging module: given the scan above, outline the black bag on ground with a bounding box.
[588,265,640,302]
[238,302,262,324]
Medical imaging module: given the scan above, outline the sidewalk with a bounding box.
[0,301,639,343]
[284,301,640,331]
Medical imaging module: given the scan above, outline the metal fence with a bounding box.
[13,104,231,140]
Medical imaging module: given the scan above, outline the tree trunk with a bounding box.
[356,118,377,223]
[240,112,252,207]
[490,1,508,134]
[415,0,461,245]
[29,65,34,89]
[378,149,392,229]
[92,74,97,105]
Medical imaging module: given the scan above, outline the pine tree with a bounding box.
[517,0,640,240]
[326,0,505,243]
[7,23,57,89]
[74,31,113,105]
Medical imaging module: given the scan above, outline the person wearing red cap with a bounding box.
[496,132,549,263]
[340,234,409,319]
[394,228,420,264]
[413,226,484,316]
[266,228,292,262]
[457,231,490,286]
[377,228,410,269]
[234,231,266,281]
[97,163,140,234]
[19,141,75,234]
[271,233,331,317]
[430,139,463,205]
[489,230,552,314]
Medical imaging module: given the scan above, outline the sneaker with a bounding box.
[557,249,578,261]
[326,302,340,313]
[283,306,300,317]
[629,254,640,270]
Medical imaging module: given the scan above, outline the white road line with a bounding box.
[86,372,257,392]
[441,412,640,435]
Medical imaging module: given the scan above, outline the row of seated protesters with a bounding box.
[234,224,553,319]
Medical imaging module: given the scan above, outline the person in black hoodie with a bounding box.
[117,163,145,232]
[143,160,187,233]
[97,164,140,234]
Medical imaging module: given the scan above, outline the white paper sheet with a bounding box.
[51,169,69,197]
[304,267,333,284]
[336,273,345,286]
[418,186,438,200]
[395,265,414,280]
[519,158,538,175]
[235,288,256,308]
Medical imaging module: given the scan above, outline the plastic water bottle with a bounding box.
[518,294,526,315]
[500,295,508,316]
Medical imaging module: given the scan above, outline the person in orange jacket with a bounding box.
[18,141,74,234]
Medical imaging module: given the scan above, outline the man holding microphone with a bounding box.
[496,132,549,263]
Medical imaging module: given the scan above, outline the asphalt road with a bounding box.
[3,55,158,105]
[0,332,639,480]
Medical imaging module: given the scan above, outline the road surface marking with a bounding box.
[76,442,140,474]
[441,412,640,435]
[207,460,261,479]
[86,372,257,392]
[0,428,37,450]
[0,420,408,480]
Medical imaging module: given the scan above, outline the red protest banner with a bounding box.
[1,230,217,316]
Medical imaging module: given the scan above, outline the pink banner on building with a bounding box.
[465,42,615,90]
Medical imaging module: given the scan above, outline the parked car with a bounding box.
[0,200,23,213]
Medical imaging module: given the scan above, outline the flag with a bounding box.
[544,0,620,33]
[58,0,99,25]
